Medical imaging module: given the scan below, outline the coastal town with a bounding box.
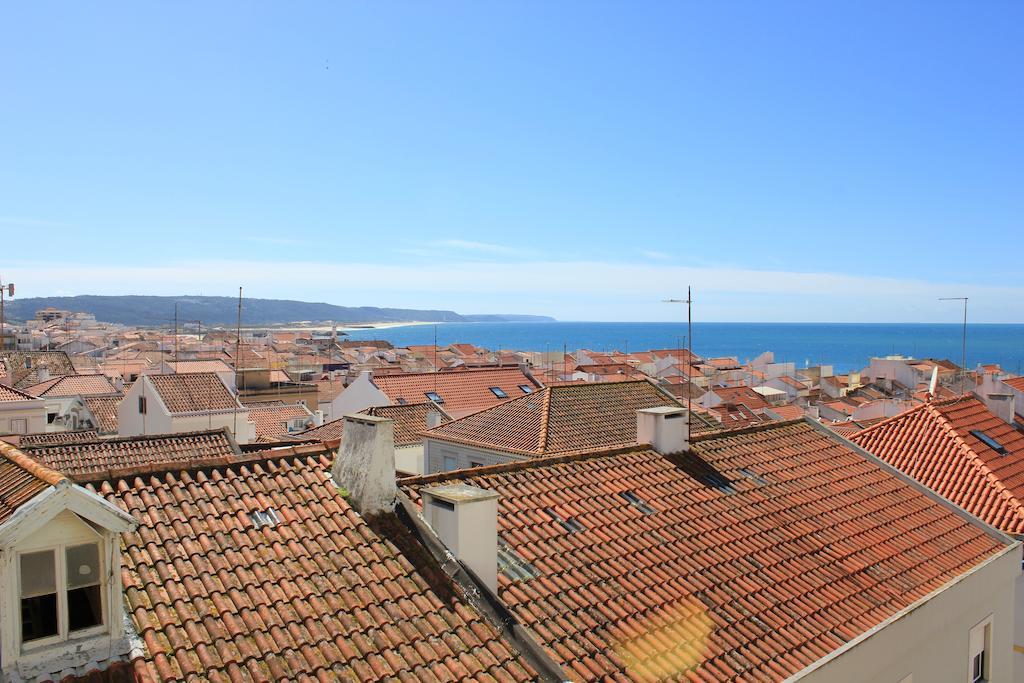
[2,304,1023,681]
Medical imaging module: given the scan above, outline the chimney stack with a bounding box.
[425,409,443,429]
[332,414,396,515]
[637,406,689,455]
[421,484,500,593]
[982,392,1016,426]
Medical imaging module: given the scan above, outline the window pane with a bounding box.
[20,551,56,597]
[68,585,103,631]
[66,543,101,589]
[21,593,58,642]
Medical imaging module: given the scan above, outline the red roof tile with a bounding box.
[90,448,538,682]
[0,440,66,524]
[709,385,772,411]
[146,372,242,414]
[22,429,240,481]
[403,420,1007,680]
[296,402,452,447]
[247,404,316,441]
[83,395,121,433]
[1003,376,1024,392]
[373,368,540,419]
[852,396,1024,534]
[26,373,121,398]
[0,383,40,402]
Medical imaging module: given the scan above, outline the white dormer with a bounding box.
[0,443,137,681]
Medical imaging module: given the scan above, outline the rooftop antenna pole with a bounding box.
[0,276,12,351]
[433,324,438,394]
[663,286,694,438]
[939,296,968,396]
[234,286,243,438]
[174,302,179,362]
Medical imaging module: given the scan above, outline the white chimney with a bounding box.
[37,366,50,382]
[421,483,500,593]
[332,414,396,515]
[637,406,689,455]
[982,393,1016,426]
[425,409,443,429]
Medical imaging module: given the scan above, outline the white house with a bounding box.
[0,385,48,437]
[0,441,139,681]
[118,371,256,444]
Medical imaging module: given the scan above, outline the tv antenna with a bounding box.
[663,286,694,439]
[0,277,13,351]
[938,296,967,396]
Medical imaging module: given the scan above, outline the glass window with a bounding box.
[425,392,444,404]
[20,550,58,642]
[489,387,508,399]
[66,543,103,632]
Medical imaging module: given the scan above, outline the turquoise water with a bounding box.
[343,322,1024,374]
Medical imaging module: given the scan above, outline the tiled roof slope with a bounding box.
[372,368,540,418]
[167,359,234,374]
[26,373,121,397]
[248,404,315,441]
[0,440,66,524]
[403,420,1008,681]
[22,429,240,480]
[1004,376,1024,392]
[423,380,713,456]
[18,430,100,446]
[295,402,452,447]
[364,402,452,447]
[0,350,76,389]
[0,383,40,402]
[852,396,1024,534]
[146,372,242,413]
[90,449,538,681]
[84,395,121,433]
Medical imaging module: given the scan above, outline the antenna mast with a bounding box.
[234,287,243,438]
[663,287,694,437]
[939,296,968,396]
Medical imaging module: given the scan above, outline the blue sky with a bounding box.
[2,2,1022,322]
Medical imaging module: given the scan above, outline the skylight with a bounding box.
[248,508,280,529]
[544,507,585,533]
[518,384,534,394]
[620,490,657,515]
[424,391,444,404]
[489,387,509,399]
[970,430,1007,455]
[497,539,540,581]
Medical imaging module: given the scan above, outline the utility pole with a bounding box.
[939,297,968,396]
[663,286,694,437]
[0,276,12,351]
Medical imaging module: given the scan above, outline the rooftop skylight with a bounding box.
[497,539,540,581]
[970,430,1007,455]
[424,391,444,404]
[518,384,534,394]
[489,387,509,399]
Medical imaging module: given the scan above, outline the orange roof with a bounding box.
[710,385,772,411]
[23,429,240,481]
[403,420,1008,681]
[247,404,315,441]
[89,448,538,681]
[0,383,40,402]
[1003,376,1024,392]
[296,402,452,447]
[852,396,1024,534]
[83,396,120,433]
[372,367,540,418]
[423,380,711,456]
[146,372,242,414]
[766,404,804,421]
[0,440,66,524]
[166,359,234,374]
[26,373,121,398]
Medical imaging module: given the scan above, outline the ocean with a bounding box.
[343,322,1024,374]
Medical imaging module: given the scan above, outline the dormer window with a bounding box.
[19,541,105,648]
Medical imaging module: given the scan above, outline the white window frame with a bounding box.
[968,615,993,683]
[17,540,108,653]
[10,417,27,434]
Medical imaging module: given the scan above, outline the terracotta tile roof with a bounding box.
[22,429,240,481]
[90,447,538,682]
[707,402,765,429]
[372,368,541,419]
[765,404,804,421]
[403,420,1008,681]
[315,378,346,404]
[0,350,76,389]
[83,395,121,433]
[166,359,234,374]
[776,376,808,390]
[852,396,1024,534]
[26,373,121,398]
[364,403,452,447]
[146,372,243,414]
[423,380,713,457]
[0,440,66,524]
[709,385,772,411]
[248,404,316,442]
[0,383,40,402]
[17,430,100,446]
[1003,376,1024,392]
[292,416,347,442]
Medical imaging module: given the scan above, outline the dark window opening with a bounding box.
[489,387,508,399]
[138,396,147,414]
[67,585,103,632]
[970,430,1006,455]
[21,593,58,642]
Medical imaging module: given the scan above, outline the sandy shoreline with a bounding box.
[265,321,442,333]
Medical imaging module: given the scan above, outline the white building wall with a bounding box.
[0,400,48,436]
[331,372,390,417]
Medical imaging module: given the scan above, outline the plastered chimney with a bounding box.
[421,483,500,593]
[332,413,396,515]
[637,406,689,455]
[425,409,443,429]
[982,393,1016,426]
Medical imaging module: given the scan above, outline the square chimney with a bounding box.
[637,406,689,455]
[332,413,396,516]
[421,483,500,593]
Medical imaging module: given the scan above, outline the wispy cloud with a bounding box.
[638,249,672,260]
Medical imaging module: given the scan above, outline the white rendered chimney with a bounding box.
[983,393,1016,426]
[425,409,443,429]
[332,413,396,515]
[637,406,689,454]
[421,483,500,593]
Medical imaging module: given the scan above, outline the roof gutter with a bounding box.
[393,490,569,683]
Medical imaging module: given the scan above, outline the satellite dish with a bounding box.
[928,367,938,399]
